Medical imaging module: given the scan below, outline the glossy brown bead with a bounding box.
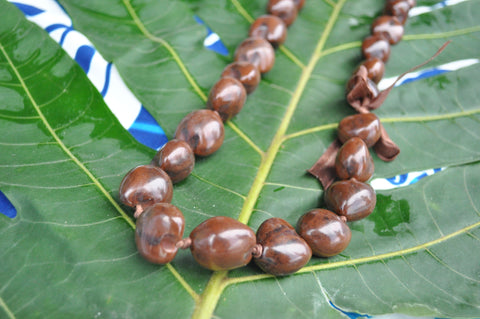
[249,15,287,47]
[151,139,194,184]
[371,15,404,45]
[221,61,261,94]
[135,203,184,264]
[175,109,224,156]
[267,0,298,27]
[360,57,385,84]
[362,34,390,62]
[384,0,411,24]
[338,113,381,148]
[335,137,374,182]
[206,77,246,121]
[119,165,173,209]
[254,218,312,276]
[235,37,275,74]
[325,179,377,221]
[297,209,351,257]
[189,216,256,271]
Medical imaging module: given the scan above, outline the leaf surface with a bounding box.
[1,0,479,318]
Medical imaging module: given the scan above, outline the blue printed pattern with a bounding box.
[371,168,445,191]
[194,15,229,56]
[409,0,468,16]
[0,192,17,219]
[377,59,479,90]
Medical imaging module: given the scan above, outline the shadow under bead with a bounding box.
[207,77,247,122]
[151,139,195,184]
[335,137,374,182]
[325,179,377,222]
[221,61,261,94]
[338,113,381,147]
[119,165,173,215]
[297,209,351,257]
[135,203,185,264]
[235,37,275,74]
[267,0,298,26]
[249,15,287,47]
[175,109,224,157]
[189,216,256,271]
[254,218,311,276]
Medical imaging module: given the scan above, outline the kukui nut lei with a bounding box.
[118,0,418,276]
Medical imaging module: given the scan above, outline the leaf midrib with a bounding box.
[191,0,348,318]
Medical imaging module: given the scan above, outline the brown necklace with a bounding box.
[118,0,419,276]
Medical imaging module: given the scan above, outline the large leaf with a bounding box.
[1,0,479,318]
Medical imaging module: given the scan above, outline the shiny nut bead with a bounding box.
[221,61,261,94]
[175,109,224,156]
[325,179,377,221]
[267,0,298,26]
[235,37,275,74]
[297,209,351,257]
[338,113,381,147]
[371,15,404,45]
[151,139,195,184]
[335,137,374,182]
[362,34,391,62]
[384,0,411,24]
[249,15,287,47]
[207,77,247,121]
[359,57,385,84]
[346,74,380,104]
[135,203,185,264]
[119,165,173,209]
[189,216,256,271]
[254,218,312,276]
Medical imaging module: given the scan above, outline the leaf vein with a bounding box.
[0,41,135,227]
[122,0,207,102]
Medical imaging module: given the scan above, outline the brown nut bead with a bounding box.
[359,57,385,84]
[221,61,261,94]
[346,74,380,106]
[189,216,256,271]
[338,113,381,147]
[325,179,377,221]
[235,37,275,74]
[249,15,288,48]
[297,209,352,257]
[206,77,247,122]
[119,165,173,211]
[267,0,298,27]
[371,15,404,45]
[254,218,312,276]
[384,0,411,24]
[135,203,184,264]
[151,139,195,184]
[175,109,224,157]
[362,34,391,62]
[335,137,374,182]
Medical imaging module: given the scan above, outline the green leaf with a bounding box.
[1,0,479,318]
